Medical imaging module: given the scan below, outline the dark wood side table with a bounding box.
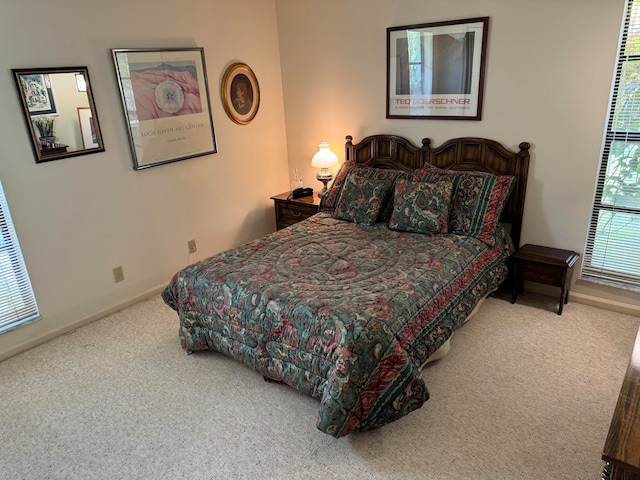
[601,326,640,479]
[41,144,68,156]
[271,191,320,230]
[510,244,580,315]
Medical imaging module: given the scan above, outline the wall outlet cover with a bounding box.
[113,266,124,283]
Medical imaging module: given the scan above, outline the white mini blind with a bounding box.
[582,0,640,288]
[0,180,39,333]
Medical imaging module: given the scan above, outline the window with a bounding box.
[0,180,39,333]
[583,0,640,288]
[395,31,474,96]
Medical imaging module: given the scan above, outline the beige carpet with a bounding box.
[1,292,639,480]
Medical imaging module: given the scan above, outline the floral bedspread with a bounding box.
[162,213,511,437]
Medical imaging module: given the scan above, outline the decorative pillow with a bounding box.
[320,161,354,212]
[388,178,453,234]
[333,170,396,225]
[412,165,516,246]
[494,222,516,256]
[321,163,406,216]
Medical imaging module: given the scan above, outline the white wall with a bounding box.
[275,0,640,312]
[0,0,290,359]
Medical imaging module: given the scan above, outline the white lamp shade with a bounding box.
[311,142,339,168]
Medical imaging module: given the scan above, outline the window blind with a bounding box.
[582,0,640,289]
[0,180,39,333]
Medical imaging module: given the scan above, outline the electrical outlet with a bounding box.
[113,266,124,283]
[188,239,197,254]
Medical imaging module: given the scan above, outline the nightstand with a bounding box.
[510,244,580,315]
[271,191,320,230]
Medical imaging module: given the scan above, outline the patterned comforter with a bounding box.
[162,212,512,437]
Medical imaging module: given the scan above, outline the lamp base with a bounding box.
[317,172,333,197]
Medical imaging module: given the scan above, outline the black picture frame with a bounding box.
[12,66,105,163]
[387,17,489,120]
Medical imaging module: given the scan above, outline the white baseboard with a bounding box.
[0,285,165,363]
[524,282,640,317]
[571,292,640,317]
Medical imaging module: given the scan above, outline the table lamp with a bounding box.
[311,142,339,196]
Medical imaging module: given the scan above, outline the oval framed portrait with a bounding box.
[221,62,260,125]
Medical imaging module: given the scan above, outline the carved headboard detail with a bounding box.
[345,134,428,171]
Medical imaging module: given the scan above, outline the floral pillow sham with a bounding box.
[411,166,515,246]
[321,163,406,217]
[333,170,397,225]
[388,178,453,235]
[323,162,515,245]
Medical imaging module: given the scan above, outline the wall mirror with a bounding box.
[12,66,105,163]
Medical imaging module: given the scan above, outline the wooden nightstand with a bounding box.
[510,244,580,315]
[271,191,320,230]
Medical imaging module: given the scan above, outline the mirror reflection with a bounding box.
[12,66,105,163]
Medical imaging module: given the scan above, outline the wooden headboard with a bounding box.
[345,134,428,170]
[345,134,531,248]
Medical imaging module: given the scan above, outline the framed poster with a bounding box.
[19,73,57,115]
[112,47,217,170]
[387,17,489,120]
[221,62,260,125]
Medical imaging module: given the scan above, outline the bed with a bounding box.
[162,134,531,437]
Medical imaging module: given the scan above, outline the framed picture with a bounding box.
[19,73,57,115]
[111,47,217,170]
[221,62,260,125]
[77,107,98,149]
[387,17,489,120]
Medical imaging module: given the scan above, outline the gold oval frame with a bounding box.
[221,62,260,125]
